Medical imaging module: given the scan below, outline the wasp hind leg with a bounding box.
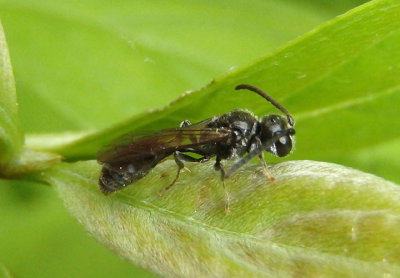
[215,157,230,214]
[157,151,209,196]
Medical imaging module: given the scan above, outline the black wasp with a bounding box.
[97,84,295,212]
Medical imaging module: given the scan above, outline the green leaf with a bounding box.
[42,160,400,277]
[0,19,22,167]
[1,148,61,177]
[0,20,60,177]
[0,0,342,133]
[0,263,13,278]
[28,0,400,184]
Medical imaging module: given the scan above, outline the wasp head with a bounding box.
[259,114,295,157]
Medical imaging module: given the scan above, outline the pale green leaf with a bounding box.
[43,160,400,277]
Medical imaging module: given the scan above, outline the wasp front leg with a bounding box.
[250,137,275,182]
[257,151,275,182]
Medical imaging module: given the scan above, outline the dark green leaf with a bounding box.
[30,0,400,184]
[0,0,341,133]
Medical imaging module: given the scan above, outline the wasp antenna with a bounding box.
[235,84,295,126]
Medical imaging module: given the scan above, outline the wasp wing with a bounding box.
[97,119,231,194]
[97,124,231,165]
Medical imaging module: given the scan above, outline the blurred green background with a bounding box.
[0,1,373,277]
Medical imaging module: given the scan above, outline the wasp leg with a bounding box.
[214,157,230,214]
[258,152,275,182]
[158,152,184,195]
[158,151,209,195]
[250,137,275,182]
